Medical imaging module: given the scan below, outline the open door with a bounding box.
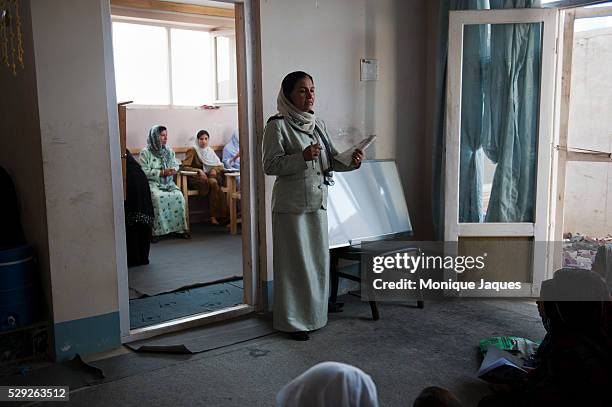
[552,5,612,272]
[108,0,261,342]
[445,9,558,297]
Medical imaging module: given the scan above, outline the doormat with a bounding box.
[126,316,275,354]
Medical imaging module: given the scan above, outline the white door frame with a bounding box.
[551,6,612,273]
[445,9,559,297]
[107,0,264,342]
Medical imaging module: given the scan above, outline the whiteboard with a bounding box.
[327,160,413,248]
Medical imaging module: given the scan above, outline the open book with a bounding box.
[478,345,529,384]
[335,135,377,167]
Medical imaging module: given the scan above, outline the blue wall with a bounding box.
[53,312,120,361]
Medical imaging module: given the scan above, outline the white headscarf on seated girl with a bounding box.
[194,131,223,172]
[276,362,379,407]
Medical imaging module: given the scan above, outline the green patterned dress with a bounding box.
[139,148,188,236]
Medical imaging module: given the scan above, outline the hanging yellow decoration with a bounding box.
[0,0,24,77]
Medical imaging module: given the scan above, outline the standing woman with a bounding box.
[124,149,154,266]
[181,130,229,225]
[262,71,363,341]
[139,125,189,240]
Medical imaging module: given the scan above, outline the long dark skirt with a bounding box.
[126,223,151,267]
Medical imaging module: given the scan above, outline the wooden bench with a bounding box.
[129,145,229,232]
[128,145,224,158]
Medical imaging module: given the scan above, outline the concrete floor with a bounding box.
[39,296,545,407]
[129,223,242,298]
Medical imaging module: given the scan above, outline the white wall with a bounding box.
[259,0,429,280]
[0,0,52,325]
[30,0,121,324]
[126,106,238,150]
[564,27,612,237]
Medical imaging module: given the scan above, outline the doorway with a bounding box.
[109,0,261,342]
[445,4,612,296]
[444,8,558,297]
[553,2,612,272]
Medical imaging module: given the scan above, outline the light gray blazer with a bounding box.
[262,116,358,214]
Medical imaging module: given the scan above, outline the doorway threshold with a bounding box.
[124,304,253,343]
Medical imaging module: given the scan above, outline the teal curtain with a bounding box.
[483,0,539,222]
[459,22,489,223]
[433,0,539,237]
[432,0,488,237]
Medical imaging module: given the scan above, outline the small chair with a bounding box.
[177,145,229,232]
[177,171,231,232]
[330,243,424,321]
[225,172,241,234]
[176,171,200,233]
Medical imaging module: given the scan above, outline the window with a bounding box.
[214,34,237,103]
[112,22,170,105]
[111,20,237,106]
[170,29,213,105]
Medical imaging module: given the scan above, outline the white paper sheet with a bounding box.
[335,135,376,167]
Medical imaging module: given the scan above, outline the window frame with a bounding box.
[551,6,612,272]
[211,30,238,105]
[445,9,559,297]
[111,17,235,108]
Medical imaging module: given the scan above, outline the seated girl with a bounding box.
[223,129,240,170]
[139,125,189,240]
[181,130,229,225]
[223,129,240,188]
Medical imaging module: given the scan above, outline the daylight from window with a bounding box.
[170,29,213,106]
[112,22,170,105]
[112,21,236,106]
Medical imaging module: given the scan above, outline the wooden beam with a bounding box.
[110,0,234,19]
[575,6,612,19]
[567,150,612,162]
[234,3,252,306]
[128,145,224,155]
[249,0,268,314]
[553,10,576,269]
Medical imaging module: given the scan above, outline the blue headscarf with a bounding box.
[147,125,175,188]
[223,129,240,170]
[147,125,172,168]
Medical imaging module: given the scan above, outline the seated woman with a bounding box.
[181,130,228,225]
[479,268,612,407]
[223,129,240,188]
[223,128,240,170]
[592,244,612,293]
[139,125,189,240]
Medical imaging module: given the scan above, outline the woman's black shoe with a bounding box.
[289,331,310,341]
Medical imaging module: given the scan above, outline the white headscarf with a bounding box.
[276,362,379,407]
[194,133,222,171]
[277,87,316,134]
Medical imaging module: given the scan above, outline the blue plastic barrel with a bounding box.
[0,245,39,331]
